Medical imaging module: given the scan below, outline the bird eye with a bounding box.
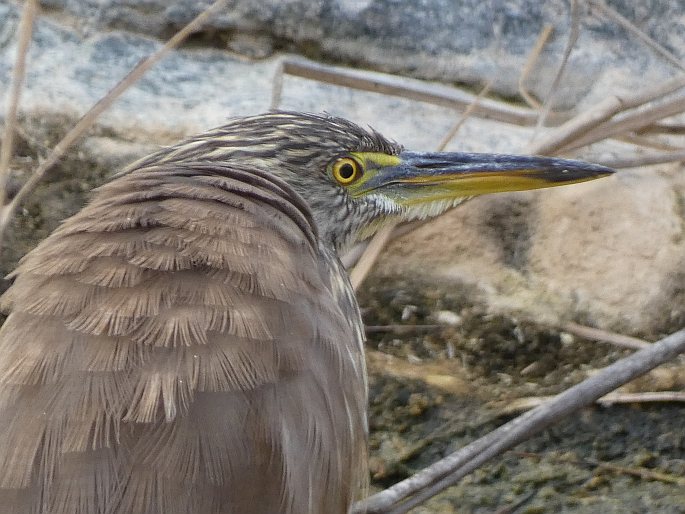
[331,157,362,185]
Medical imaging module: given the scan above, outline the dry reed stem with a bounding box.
[617,132,682,152]
[597,391,685,406]
[269,60,285,109]
[601,149,685,169]
[365,325,442,334]
[639,122,685,135]
[354,328,685,513]
[559,90,685,153]
[512,451,685,487]
[530,75,685,155]
[496,391,685,415]
[529,0,685,156]
[561,321,650,350]
[518,24,554,110]
[276,57,554,126]
[0,0,229,248]
[0,0,38,209]
[592,460,685,486]
[436,78,494,151]
[350,223,395,291]
[532,0,580,138]
[589,0,685,73]
[341,218,441,269]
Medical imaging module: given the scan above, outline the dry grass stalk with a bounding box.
[601,149,685,169]
[350,223,395,291]
[639,122,685,135]
[518,24,554,110]
[597,391,685,406]
[617,132,682,152]
[436,78,494,151]
[497,391,685,415]
[365,325,442,334]
[0,0,38,209]
[513,451,685,487]
[529,75,685,155]
[0,0,229,247]
[589,0,685,73]
[269,60,285,109]
[276,57,551,126]
[561,321,650,350]
[494,491,537,514]
[531,1,685,156]
[559,90,685,153]
[592,460,685,486]
[532,0,580,137]
[342,218,440,269]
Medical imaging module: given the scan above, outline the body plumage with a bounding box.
[0,112,612,513]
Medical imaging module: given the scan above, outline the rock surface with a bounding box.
[381,168,685,335]
[34,0,685,107]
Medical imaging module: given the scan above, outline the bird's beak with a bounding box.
[352,151,614,206]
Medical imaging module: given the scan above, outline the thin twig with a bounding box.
[600,149,685,169]
[353,328,685,513]
[591,459,685,486]
[589,0,685,73]
[558,90,685,154]
[494,491,538,514]
[513,451,685,486]
[350,223,395,291]
[348,77,492,290]
[341,217,443,269]
[270,60,284,109]
[561,321,650,350]
[0,0,38,208]
[496,391,685,415]
[365,325,442,334]
[518,24,554,110]
[436,78,494,151]
[532,0,580,139]
[0,0,229,248]
[639,122,685,135]
[597,391,685,406]
[279,58,559,126]
[528,75,685,155]
[535,0,685,155]
[617,133,682,152]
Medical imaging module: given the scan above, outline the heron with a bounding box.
[0,112,612,514]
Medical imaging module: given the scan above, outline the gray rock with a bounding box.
[32,0,685,106]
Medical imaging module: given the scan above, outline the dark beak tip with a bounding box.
[545,164,615,183]
[575,163,616,179]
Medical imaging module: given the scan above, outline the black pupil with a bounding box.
[339,162,355,179]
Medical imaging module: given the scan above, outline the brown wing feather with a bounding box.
[0,162,367,514]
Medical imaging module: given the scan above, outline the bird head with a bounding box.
[140,112,614,253]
